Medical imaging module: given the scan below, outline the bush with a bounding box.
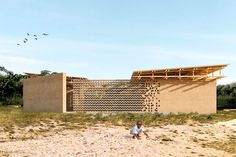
[217,96,236,109]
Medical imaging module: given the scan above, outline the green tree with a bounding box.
[40,70,52,76]
[0,66,23,105]
[40,70,58,76]
[217,82,236,109]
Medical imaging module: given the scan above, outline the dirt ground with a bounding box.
[0,120,235,157]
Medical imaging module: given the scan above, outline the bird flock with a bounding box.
[17,33,49,46]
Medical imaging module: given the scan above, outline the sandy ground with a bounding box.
[0,120,235,157]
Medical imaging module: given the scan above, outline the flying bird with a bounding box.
[17,32,49,46]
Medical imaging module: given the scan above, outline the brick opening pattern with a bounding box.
[71,79,160,112]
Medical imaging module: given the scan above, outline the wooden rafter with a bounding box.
[132,64,228,80]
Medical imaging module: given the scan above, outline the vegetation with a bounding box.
[202,136,236,154]
[1,106,236,129]
[217,83,236,109]
[0,66,23,106]
[40,70,57,76]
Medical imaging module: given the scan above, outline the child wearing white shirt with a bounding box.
[130,121,149,139]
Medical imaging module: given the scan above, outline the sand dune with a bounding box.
[0,120,235,157]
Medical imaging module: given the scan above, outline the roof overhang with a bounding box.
[131,64,228,80]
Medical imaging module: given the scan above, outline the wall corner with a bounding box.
[62,73,67,113]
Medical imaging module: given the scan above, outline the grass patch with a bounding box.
[0,105,236,129]
[202,140,236,154]
[97,110,236,127]
[0,105,95,128]
[202,136,236,155]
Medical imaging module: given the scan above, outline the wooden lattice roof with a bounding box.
[132,64,228,80]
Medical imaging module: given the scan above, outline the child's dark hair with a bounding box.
[136,121,142,125]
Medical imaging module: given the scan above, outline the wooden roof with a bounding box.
[132,64,228,80]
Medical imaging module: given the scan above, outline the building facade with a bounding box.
[23,64,227,113]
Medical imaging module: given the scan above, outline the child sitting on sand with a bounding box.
[130,121,149,139]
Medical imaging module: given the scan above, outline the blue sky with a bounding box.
[0,0,236,84]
